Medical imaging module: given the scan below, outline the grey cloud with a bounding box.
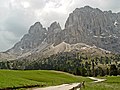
[106,0,120,12]
[0,30,18,51]
[29,0,46,9]
[39,11,67,29]
[3,10,35,37]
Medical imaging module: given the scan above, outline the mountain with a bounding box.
[64,6,120,53]
[0,21,62,60]
[1,6,120,61]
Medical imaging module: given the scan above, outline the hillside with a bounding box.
[15,42,112,62]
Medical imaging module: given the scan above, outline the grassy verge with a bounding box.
[84,76,120,90]
[0,70,91,89]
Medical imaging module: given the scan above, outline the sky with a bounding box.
[0,0,120,52]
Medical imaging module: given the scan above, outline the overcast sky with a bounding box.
[0,0,120,51]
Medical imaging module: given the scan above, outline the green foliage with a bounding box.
[109,64,117,76]
[0,51,120,77]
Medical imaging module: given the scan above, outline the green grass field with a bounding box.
[0,70,120,90]
[0,70,90,89]
[84,76,120,90]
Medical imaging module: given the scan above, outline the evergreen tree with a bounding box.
[110,64,117,76]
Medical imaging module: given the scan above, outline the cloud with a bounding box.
[0,30,18,51]
[98,0,120,12]
[3,9,36,37]
[0,0,120,51]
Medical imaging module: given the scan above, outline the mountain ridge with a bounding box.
[0,6,120,61]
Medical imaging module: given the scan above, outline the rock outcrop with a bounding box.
[6,22,47,55]
[64,6,120,53]
[46,21,62,45]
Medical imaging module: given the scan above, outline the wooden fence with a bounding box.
[69,81,85,90]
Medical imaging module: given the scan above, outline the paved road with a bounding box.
[31,83,80,90]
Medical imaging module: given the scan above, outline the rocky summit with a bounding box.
[0,6,120,61]
[64,6,120,53]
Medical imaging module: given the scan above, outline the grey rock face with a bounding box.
[6,22,47,55]
[5,21,62,56]
[46,21,62,45]
[64,6,120,53]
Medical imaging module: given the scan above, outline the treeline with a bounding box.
[0,52,120,76]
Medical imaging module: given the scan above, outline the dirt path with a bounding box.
[31,83,80,90]
[30,77,106,90]
[88,77,106,83]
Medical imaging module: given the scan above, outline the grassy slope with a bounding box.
[0,70,90,89]
[0,70,119,90]
[84,76,120,90]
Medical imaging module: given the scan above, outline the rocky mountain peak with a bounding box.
[6,22,47,55]
[64,6,120,53]
[28,22,44,34]
[74,6,93,12]
[46,21,62,44]
[48,21,61,33]
[80,5,94,11]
